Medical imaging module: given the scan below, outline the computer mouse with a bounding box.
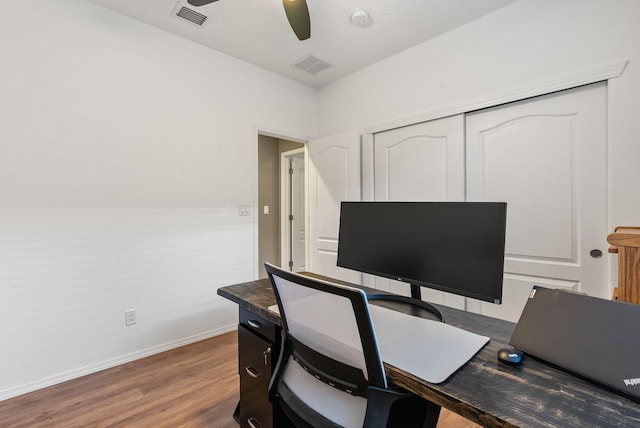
[497,348,524,365]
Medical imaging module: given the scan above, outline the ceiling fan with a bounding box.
[186,0,311,41]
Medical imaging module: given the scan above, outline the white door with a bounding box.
[307,130,361,282]
[466,83,609,322]
[373,114,466,309]
[281,149,306,272]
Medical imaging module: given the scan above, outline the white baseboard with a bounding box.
[0,324,237,402]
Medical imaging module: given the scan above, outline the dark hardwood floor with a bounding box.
[0,331,478,427]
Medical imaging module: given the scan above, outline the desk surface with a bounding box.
[218,278,640,428]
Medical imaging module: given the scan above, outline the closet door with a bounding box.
[307,130,362,283]
[466,83,608,322]
[373,114,465,309]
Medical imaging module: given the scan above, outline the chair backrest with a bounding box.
[265,263,387,427]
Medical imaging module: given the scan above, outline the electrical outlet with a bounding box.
[125,309,137,326]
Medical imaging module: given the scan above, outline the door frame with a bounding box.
[280,148,306,272]
[253,126,308,279]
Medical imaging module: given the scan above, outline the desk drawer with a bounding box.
[238,324,273,428]
[240,308,276,343]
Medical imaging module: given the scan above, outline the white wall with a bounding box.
[0,0,316,399]
[318,0,640,233]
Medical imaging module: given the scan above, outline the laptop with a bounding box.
[510,286,640,402]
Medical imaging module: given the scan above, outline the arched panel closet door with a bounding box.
[373,114,465,309]
[466,83,608,322]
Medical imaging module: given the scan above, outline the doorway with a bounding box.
[257,134,305,278]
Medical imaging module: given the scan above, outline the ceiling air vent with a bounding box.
[176,6,208,26]
[292,55,332,75]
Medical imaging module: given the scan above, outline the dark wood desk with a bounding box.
[218,278,640,428]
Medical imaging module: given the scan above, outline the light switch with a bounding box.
[263,205,270,215]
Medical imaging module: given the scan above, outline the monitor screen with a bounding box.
[337,201,507,304]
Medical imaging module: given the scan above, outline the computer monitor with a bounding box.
[337,201,507,305]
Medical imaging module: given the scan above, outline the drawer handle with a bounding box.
[247,417,262,428]
[245,366,261,378]
[247,320,262,328]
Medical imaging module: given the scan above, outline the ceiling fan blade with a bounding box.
[187,0,219,6]
[282,0,311,41]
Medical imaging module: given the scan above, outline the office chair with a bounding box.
[265,263,440,428]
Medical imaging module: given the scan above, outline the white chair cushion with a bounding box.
[283,357,368,428]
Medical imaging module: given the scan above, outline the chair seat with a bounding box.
[283,358,368,428]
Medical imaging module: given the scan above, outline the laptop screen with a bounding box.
[510,287,640,403]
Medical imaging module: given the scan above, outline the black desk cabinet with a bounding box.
[237,308,279,428]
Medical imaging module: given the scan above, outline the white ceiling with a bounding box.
[88,0,517,88]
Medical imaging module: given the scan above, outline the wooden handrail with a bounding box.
[607,226,640,304]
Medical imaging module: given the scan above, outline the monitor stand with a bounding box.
[367,284,444,323]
